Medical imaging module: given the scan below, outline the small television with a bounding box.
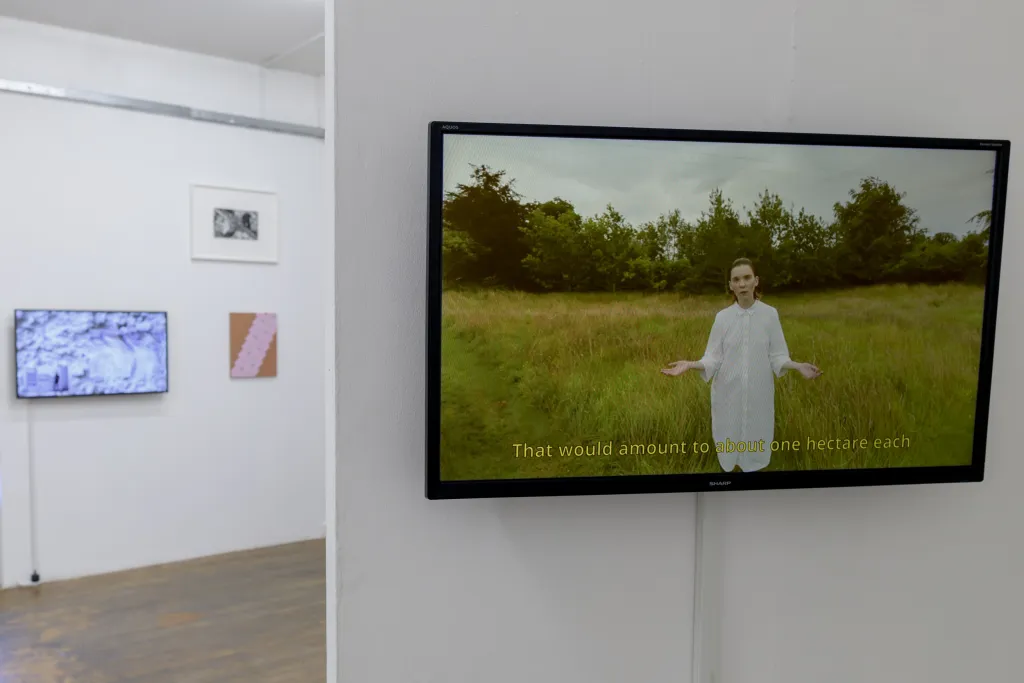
[15,309,169,398]
[425,121,1009,499]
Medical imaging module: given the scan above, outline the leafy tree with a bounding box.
[744,190,792,287]
[957,229,989,284]
[969,209,992,231]
[443,165,532,288]
[771,207,839,289]
[968,209,992,243]
[441,218,489,286]
[898,232,964,283]
[634,218,674,291]
[519,201,584,291]
[597,207,642,292]
[833,177,923,284]
[677,189,749,293]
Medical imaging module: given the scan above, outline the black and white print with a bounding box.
[213,208,259,240]
[191,185,279,263]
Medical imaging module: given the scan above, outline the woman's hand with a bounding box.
[797,362,822,379]
[661,360,693,377]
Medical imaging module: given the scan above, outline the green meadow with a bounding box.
[439,284,984,481]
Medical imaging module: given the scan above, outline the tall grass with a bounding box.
[440,284,984,481]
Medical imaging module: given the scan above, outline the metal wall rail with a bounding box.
[0,78,325,139]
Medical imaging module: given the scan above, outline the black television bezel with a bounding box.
[425,120,1009,500]
[14,308,170,399]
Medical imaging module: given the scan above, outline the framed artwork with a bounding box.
[229,313,278,378]
[191,185,279,263]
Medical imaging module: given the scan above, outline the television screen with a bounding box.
[426,122,1008,500]
[15,309,169,398]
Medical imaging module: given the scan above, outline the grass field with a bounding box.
[439,284,985,481]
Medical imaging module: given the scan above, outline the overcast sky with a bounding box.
[443,134,997,237]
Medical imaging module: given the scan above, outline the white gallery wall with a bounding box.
[0,17,327,587]
[332,0,1023,682]
[0,17,323,127]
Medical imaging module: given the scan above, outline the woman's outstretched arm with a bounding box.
[780,359,822,379]
[662,314,724,379]
[661,360,705,376]
[768,309,821,379]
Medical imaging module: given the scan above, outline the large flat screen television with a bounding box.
[15,309,169,398]
[426,121,1008,500]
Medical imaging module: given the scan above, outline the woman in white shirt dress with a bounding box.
[662,258,821,472]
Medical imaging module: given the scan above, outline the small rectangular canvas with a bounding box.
[229,313,278,378]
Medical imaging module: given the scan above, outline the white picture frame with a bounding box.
[190,184,279,264]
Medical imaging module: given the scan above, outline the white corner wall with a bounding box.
[333,0,1023,682]
[0,17,327,587]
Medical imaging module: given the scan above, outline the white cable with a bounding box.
[26,401,40,581]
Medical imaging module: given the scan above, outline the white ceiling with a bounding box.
[0,0,325,76]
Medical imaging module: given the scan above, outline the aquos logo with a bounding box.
[441,125,459,130]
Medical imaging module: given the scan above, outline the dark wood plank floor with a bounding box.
[0,540,326,682]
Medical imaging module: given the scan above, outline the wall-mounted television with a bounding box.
[425,121,1009,500]
[15,309,169,398]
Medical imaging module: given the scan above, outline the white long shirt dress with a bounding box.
[698,300,792,472]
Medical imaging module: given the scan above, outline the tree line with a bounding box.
[442,165,991,293]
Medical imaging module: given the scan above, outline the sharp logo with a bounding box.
[709,480,732,487]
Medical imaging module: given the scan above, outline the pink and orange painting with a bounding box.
[229,313,278,378]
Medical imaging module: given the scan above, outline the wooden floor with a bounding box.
[0,540,326,682]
